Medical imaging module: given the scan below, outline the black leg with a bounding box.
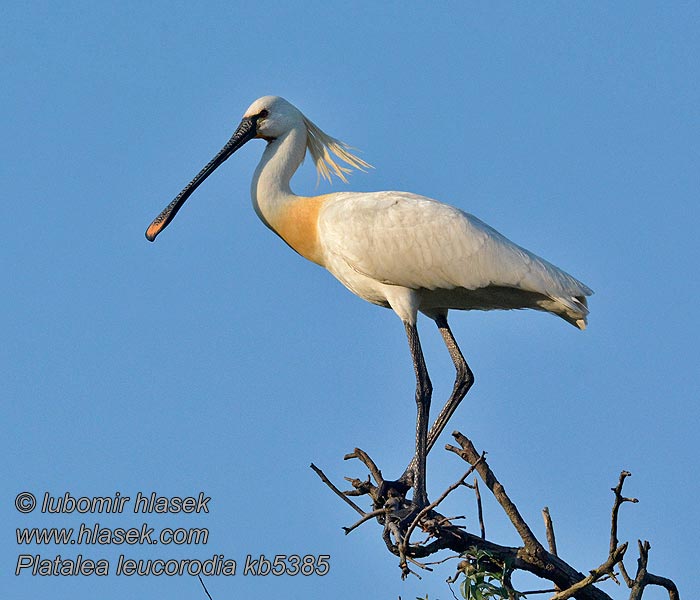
[383,316,471,508]
[404,321,432,508]
[426,313,474,453]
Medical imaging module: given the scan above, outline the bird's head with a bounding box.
[246,95,372,185]
[145,95,370,242]
[243,95,303,141]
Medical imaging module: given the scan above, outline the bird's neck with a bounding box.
[251,125,306,219]
[250,125,327,267]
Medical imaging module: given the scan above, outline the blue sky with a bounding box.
[3,2,698,598]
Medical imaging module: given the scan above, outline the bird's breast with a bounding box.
[268,195,332,267]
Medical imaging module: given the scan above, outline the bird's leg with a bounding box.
[401,314,474,480]
[404,321,432,509]
[378,321,432,508]
[426,314,474,453]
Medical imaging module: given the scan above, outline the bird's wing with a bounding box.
[318,191,592,301]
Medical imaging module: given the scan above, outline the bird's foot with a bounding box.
[375,470,429,512]
[404,460,430,511]
[375,477,412,506]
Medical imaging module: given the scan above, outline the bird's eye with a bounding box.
[258,109,269,119]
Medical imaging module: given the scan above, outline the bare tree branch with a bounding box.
[447,431,544,555]
[198,574,214,600]
[550,543,627,600]
[611,471,638,556]
[342,508,385,534]
[628,540,680,600]
[542,506,558,557]
[474,477,485,539]
[310,463,365,516]
[344,448,384,486]
[402,459,483,553]
[312,433,681,600]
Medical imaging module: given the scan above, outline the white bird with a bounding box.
[146,95,592,507]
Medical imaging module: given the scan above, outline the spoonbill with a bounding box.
[146,96,592,507]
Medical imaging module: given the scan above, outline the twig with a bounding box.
[549,471,637,600]
[344,448,384,485]
[310,463,365,516]
[437,515,466,523]
[608,469,637,587]
[550,543,628,600]
[197,574,214,600]
[549,472,642,600]
[447,432,544,555]
[610,471,637,555]
[406,555,433,571]
[502,568,518,600]
[474,477,485,539]
[395,524,421,580]
[402,459,483,552]
[629,540,680,600]
[447,581,460,600]
[542,506,558,556]
[423,553,461,566]
[342,508,386,534]
[342,475,375,497]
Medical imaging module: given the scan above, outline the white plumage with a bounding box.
[146,95,592,506]
[318,191,591,328]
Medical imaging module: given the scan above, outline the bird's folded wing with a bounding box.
[318,191,592,300]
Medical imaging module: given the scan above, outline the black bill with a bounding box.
[145,116,257,242]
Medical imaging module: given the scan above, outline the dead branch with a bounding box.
[550,543,628,600]
[474,477,485,539]
[310,463,365,516]
[402,459,483,554]
[311,433,680,599]
[344,448,384,486]
[628,540,680,600]
[542,506,558,557]
[446,431,545,556]
[611,471,638,558]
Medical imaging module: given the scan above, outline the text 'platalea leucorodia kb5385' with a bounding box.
[146,96,592,508]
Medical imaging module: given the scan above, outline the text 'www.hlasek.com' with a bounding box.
[14,491,330,577]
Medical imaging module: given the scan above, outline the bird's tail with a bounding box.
[554,295,589,330]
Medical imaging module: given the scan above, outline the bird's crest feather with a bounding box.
[303,116,372,184]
